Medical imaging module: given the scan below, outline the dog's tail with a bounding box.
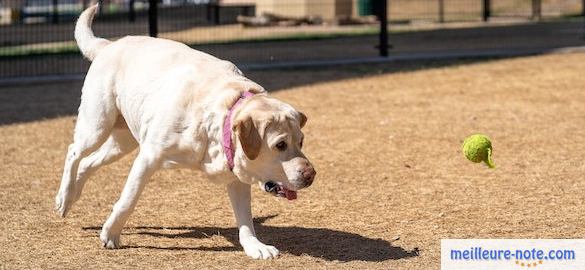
[75,3,111,61]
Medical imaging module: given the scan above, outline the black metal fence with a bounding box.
[1,0,584,79]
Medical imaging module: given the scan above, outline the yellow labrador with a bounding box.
[55,4,316,260]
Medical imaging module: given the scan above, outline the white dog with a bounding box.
[55,4,316,260]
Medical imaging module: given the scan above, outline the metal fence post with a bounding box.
[148,0,158,37]
[379,0,388,57]
[206,2,212,22]
[52,0,58,24]
[129,0,136,22]
[205,1,220,25]
[214,2,220,25]
[532,0,541,21]
[98,0,104,15]
[583,0,585,39]
[482,0,490,22]
[438,0,445,23]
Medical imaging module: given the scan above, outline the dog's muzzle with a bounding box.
[264,181,297,200]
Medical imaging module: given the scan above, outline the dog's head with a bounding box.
[232,95,315,200]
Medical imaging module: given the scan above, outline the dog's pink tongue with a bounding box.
[285,189,297,200]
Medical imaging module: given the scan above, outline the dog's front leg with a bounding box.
[227,181,279,259]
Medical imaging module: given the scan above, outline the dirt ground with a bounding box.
[1,53,585,269]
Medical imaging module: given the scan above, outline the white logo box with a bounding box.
[441,239,585,270]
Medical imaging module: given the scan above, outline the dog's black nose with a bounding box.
[301,167,316,188]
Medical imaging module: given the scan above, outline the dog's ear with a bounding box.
[235,116,262,160]
[298,111,307,129]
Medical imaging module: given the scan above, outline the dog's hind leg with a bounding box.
[100,147,162,249]
[72,125,138,206]
[55,82,118,217]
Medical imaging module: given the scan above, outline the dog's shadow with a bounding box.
[83,215,418,262]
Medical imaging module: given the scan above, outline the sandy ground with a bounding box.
[1,53,585,269]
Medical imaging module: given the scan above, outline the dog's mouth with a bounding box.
[264,181,297,200]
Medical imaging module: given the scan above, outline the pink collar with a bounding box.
[223,91,255,170]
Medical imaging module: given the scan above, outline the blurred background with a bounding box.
[0,0,584,79]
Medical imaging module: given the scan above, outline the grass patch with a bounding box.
[0,44,80,59]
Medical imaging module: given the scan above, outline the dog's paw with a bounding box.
[241,238,279,259]
[100,230,121,249]
[54,191,71,218]
[55,182,83,218]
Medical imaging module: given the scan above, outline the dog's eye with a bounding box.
[299,138,304,149]
[276,141,287,151]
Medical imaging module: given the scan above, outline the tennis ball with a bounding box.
[462,134,495,168]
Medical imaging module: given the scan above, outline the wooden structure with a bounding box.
[255,0,353,20]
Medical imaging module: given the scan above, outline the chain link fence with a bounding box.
[1,0,584,79]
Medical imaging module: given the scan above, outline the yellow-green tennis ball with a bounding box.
[462,134,495,168]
